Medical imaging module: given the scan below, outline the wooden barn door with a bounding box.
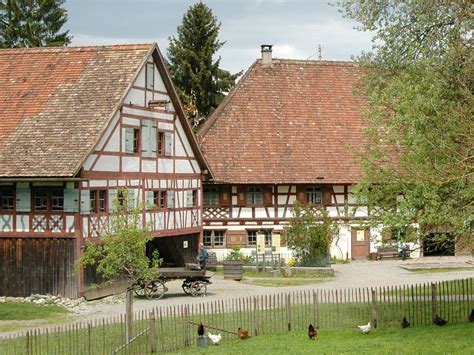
[351,228,370,259]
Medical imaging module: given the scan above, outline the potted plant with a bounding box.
[223,247,244,281]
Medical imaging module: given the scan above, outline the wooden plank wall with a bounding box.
[0,237,77,298]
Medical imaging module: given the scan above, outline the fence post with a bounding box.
[126,288,133,342]
[25,331,30,355]
[183,305,189,347]
[149,310,157,353]
[371,288,378,329]
[253,296,258,336]
[87,323,92,355]
[286,293,292,331]
[431,283,437,324]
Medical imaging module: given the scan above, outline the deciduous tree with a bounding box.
[338,1,472,250]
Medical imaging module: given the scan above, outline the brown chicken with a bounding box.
[469,309,474,323]
[197,322,205,336]
[308,324,318,340]
[237,327,249,339]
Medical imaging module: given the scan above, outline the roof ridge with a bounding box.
[258,58,356,65]
[0,43,154,55]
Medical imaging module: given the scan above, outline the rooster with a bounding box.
[197,322,205,337]
[434,315,447,326]
[358,322,371,334]
[401,317,410,328]
[237,327,249,339]
[308,324,318,340]
[469,309,474,323]
[208,332,221,345]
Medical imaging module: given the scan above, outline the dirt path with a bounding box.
[1,256,473,336]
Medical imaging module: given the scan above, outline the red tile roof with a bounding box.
[0,44,153,177]
[198,59,368,184]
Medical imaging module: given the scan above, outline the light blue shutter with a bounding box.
[80,190,91,214]
[141,120,151,157]
[16,188,31,212]
[150,121,157,154]
[108,189,118,212]
[186,191,193,208]
[145,191,155,210]
[164,132,173,156]
[146,62,154,90]
[127,189,137,211]
[64,189,79,212]
[124,128,135,153]
[167,191,174,208]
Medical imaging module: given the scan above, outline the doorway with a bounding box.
[351,228,370,259]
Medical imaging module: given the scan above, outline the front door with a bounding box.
[351,228,370,259]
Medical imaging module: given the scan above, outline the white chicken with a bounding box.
[358,322,371,334]
[208,332,221,344]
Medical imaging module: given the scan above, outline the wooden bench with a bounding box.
[376,246,410,260]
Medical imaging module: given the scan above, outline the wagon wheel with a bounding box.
[190,281,207,297]
[145,280,166,300]
[182,280,192,295]
[132,281,147,297]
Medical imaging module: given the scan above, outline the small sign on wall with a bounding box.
[256,233,265,255]
[271,233,281,254]
[183,240,188,249]
[356,230,365,242]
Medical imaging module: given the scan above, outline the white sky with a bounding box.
[64,0,374,74]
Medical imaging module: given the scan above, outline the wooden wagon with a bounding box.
[132,266,213,299]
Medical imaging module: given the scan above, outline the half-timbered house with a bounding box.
[198,45,413,261]
[0,44,210,298]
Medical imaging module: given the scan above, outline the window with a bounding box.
[203,187,219,206]
[124,127,139,154]
[0,187,14,211]
[247,187,263,205]
[153,191,166,208]
[90,190,107,213]
[117,190,126,209]
[34,189,64,212]
[146,62,154,90]
[307,187,322,205]
[203,230,226,248]
[247,230,272,246]
[157,131,164,155]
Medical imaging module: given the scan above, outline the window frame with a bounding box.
[203,186,220,206]
[203,230,226,248]
[306,186,322,205]
[247,229,272,247]
[0,187,14,211]
[152,190,166,209]
[124,127,140,154]
[33,188,64,212]
[90,189,107,214]
[247,186,264,206]
[157,130,165,156]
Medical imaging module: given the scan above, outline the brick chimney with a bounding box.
[261,44,273,65]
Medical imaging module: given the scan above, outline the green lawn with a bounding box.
[384,278,474,297]
[175,323,474,354]
[242,278,328,287]
[0,302,66,321]
[409,267,474,274]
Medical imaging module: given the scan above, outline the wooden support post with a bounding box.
[286,293,292,331]
[25,331,30,355]
[431,283,437,324]
[125,288,133,342]
[149,310,157,353]
[371,288,378,329]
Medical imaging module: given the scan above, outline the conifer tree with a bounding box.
[0,0,71,48]
[167,2,241,123]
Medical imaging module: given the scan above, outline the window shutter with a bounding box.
[80,190,91,214]
[127,189,137,211]
[186,191,193,208]
[108,189,118,212]
[141,120,151,157]
[237,186,246,206]
[164,132,174,156]
[64,189,79,213]
[146,191,155,209]
[264,186,273,206]
[219,186,230,205]
[166,191,175,208]
[296,186,307,203]
[150,122,157,154]
[322,186,332,205]
[16,188,31,212]
[124,128,135,153]
[146,62,154,90]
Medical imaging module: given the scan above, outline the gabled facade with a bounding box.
[0,44,211,298]
[198,46,415,261]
